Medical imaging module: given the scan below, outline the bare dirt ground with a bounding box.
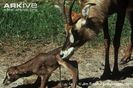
[0,42,133,88]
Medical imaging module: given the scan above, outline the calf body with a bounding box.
[3,47,78,88]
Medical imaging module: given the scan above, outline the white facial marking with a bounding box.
[60,47,74,59]
[81,19,86,24]
[76,18,86,30]
[69,34,74,43]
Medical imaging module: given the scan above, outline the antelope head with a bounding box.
[3,67,20,85]
[60,0,97,59]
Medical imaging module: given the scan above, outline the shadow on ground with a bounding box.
[12,66,133,88]
[120,66,133,79]
[12,77,100,88]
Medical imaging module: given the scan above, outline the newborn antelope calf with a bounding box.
[3,47,78,88]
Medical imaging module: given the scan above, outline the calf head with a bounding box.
[3,67,20,85]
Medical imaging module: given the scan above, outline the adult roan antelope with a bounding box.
[60,0,133,79]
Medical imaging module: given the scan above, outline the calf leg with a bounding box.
[34,76,41,87]
[121,43,132,64]
[120,12,133,64]
[56,55,78,88]
[101,18,111,79]
[39,74,51,88]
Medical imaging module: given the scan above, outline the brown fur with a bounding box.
[120,5,133,64]
[3,47,78,88]
[61,0,133,79]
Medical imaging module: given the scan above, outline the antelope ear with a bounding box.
[82,4,91,17]
[82,2,96,17]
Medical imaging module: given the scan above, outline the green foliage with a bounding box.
[0,3,64,43]
[0,2,131,46]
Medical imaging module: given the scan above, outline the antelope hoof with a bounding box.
[111,71,123,80]
[120,57,131,65]
[100,73,112,80]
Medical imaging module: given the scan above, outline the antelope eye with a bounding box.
[8,73,12,76]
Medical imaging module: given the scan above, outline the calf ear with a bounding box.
[12,69,18,75]
[6,72,9,77]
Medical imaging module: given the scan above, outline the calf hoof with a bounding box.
[120,57,131,65]
[53,83,64,88]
